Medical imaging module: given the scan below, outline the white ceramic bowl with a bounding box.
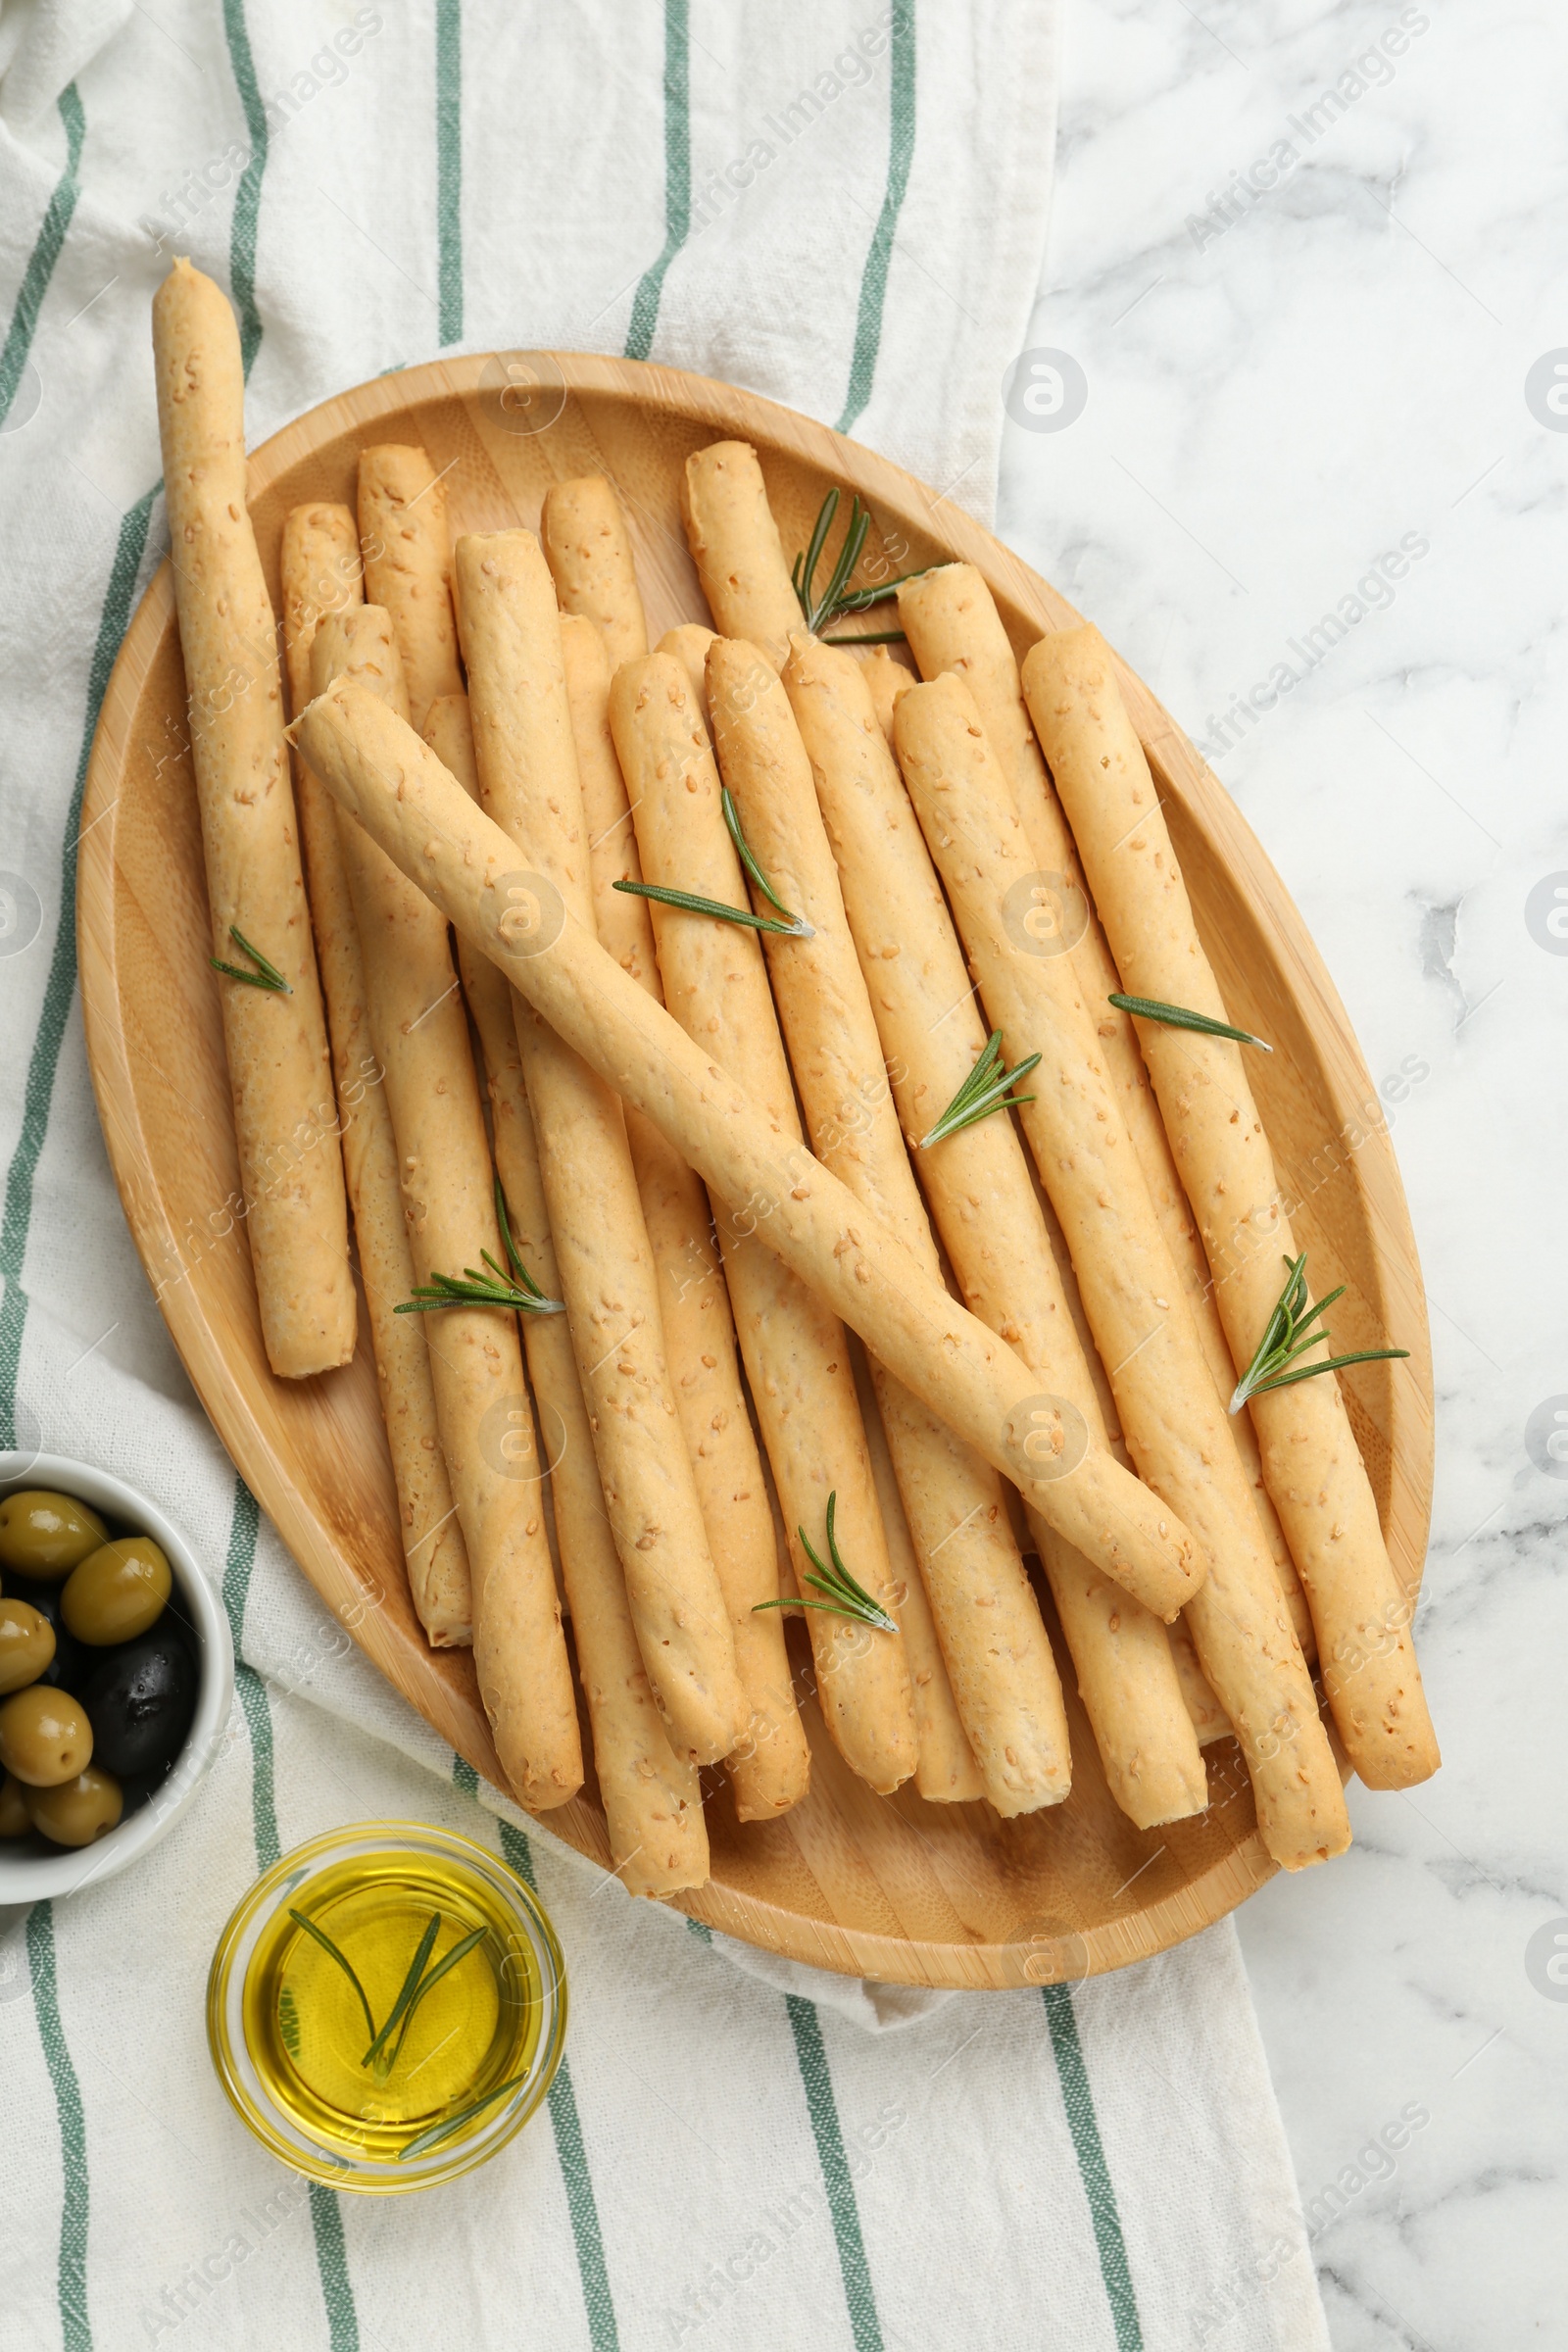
[0,1450,235,1904]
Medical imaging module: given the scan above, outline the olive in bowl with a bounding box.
[77,1631,196,1780]
[0,1684,94,1787]
[0,1490,108,1580]
[0,1595,56,1693]
[62,1534,172,1646]
[0,1454,232,1902]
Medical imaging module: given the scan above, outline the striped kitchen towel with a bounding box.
[0,5,1332,2347]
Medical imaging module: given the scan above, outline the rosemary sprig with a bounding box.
[791,487,929,641]
[1108,992,1272,1054]
[362,1912,441,2079]
[396,2071,528,2163]
[378,1924,490,2073]
[286,1908,377,2048]
[395,1180,564,1317]
[918,1030,1041,1149]
[614,878,811,940]
[211,924,292,993]
[722,787,805,927]
[753,1492,897,1632]
[1229,1252,1409,1413]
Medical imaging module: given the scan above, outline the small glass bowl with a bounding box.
[207,1821,565,2193]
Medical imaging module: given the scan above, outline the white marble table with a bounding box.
[996,5,1565,2344]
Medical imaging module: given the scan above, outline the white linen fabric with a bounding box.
[0,4,1332,2346]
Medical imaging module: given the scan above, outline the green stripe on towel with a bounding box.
[1042,1985,1145,2351]
[835,0,916,435]
[785,1995,884,2352]
[450,1762,621,2349]
[436,0,463,344]
[0,83,85,427]
[222,1478,361,2351]
[26,1905,91,2352]
[624,0,690,362]
[0,487,156,1450]
[220,0,269,379]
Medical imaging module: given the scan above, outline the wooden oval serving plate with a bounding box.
[77,353,1432,1989]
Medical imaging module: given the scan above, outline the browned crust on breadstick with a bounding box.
[781,633,1207,1826]
[427,693,709,1890]
[357,445,466,734]
[559,615,809,1819]
[1022,626,1439,1788]
[708,638,1071,1817]
[151,259,354,1378]
[311,610,580,1808]
[892,672,1348,1868]
[679,443,802,672]
[289,681,1207,1636]
[541,477,650,675]
[280,504,471,1643]
[609,653,916,1793]
[897,564,1311,1656]
[453,531,748,1769]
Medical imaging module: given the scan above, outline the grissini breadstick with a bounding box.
[658,624,716,724]
[708,638,1072,1817]
[541,477,649,674]
[1022,626,1440,1788]
[609,654,916,1795]
[357,445,466,733]
[852,1340,984,1802]
[151,258,354,1379]
[312,609,580,1809]
[897,564,1310,1655]
[289,681,1205,1623]
[558,612,808,1818]
[431,694,708,1890]
[280,505,471,1643]
[858,644,913,743]
[679,442,802,671]
[782,634,1207,1824]
[453,530,749,1769]
[893,672,1348,1867]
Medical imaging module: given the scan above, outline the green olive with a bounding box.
[0,1490,109,1581]
[25,1767,122,1848]
[61,1536,172,1647]
[0,1597,56,1695]
[0,1772,30,1838]
[0,1685,93,1786]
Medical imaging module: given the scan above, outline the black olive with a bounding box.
[9,1577,91,1692]
[76,1631,196,1780]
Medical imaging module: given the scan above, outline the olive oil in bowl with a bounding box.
[208,1823,565,2191]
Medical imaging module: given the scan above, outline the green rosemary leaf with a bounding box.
[396,2071,529,2163]
[493,1178,546,1298]
[377,1923,490,2077]
[918,1032,1042,1149]
[614,877,810,939]
[1108,992,1272,1054]
[1229,1253,1408,1412]
[287,1907,378,2048]
[721,787,809,928]
[363,1912,442,2076]
[211,925,292,994]
[792,486,934,634]
[818,629,909,646]
[394,1242,564,1317]
[753,1491,897,1631]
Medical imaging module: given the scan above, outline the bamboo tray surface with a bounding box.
[77,352,1432,1989]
